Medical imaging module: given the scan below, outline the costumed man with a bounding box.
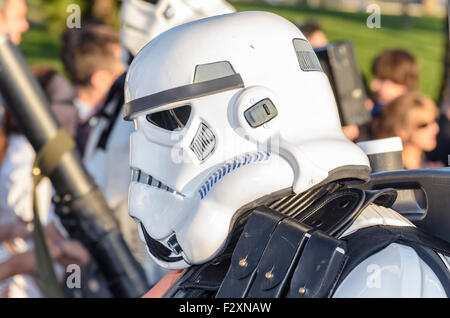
[123,11,450,298]
[82,0,235,285]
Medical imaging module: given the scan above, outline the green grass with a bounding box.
[230,1,446,101]
[19,1,446,100]
[20,23,63,74]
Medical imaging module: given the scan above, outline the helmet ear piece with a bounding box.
[232,86,281,143]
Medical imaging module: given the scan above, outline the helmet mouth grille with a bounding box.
[140,223,183,263]
[190,123,216,161]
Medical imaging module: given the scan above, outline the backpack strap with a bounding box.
[94,73,126,151]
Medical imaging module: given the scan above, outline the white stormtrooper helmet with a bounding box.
[124,11,371,270]
[120,0,235,63]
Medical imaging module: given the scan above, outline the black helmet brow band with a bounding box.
[124,74,244,121]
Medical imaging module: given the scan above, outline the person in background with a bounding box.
[32,66,78,137]
[297,21,328,48]
[0,238,90,286]
[0,0,28,45]
[372,91,442,170]
[0,108,91,297]
[430,100,450,166]
[371,49,420,116]
[60,24,125,155]
[0,0,90,298]
[298,20,361,141]
[427,79,450,166]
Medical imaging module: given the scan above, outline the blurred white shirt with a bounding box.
[0,134,54,298]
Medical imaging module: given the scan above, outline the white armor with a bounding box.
[123,11,450,297]
[334,204,447,297]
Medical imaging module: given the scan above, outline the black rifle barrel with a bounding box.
[0,35,149,297]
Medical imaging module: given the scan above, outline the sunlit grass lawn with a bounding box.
[20,23,63,74]
[20,1,446,100]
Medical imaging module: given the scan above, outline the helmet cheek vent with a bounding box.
[190,123,216,161]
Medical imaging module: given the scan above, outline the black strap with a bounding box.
[286,231,347,298]
[411,245,450,297]
[74,73,125,156]
[164,252,232,298]
[295,188,365,236]
[124,74,245,121]
[295,187,397,238]
[32,129,76,298]
[95,73,126,151]
[243,217,311,298]
[215,207,286,298]
[337,225,450,296]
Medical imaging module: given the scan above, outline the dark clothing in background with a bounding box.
[35,68,76,106]
[427,114,450,166]
[33,68,78,137]
[371,101,384,117]
[75,115,98,157]
[355,121,374,143]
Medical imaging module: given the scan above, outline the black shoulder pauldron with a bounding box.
[164,170,450,298]
[163,186,397,298]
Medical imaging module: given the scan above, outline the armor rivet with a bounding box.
[32,167,41,176]
[238,258,247,268]
[265,270,273,280]
[298,287,306,295]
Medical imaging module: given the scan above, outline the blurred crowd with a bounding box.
[300,21,449,170]
[0,0,128,297]
[0,0,448,298]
